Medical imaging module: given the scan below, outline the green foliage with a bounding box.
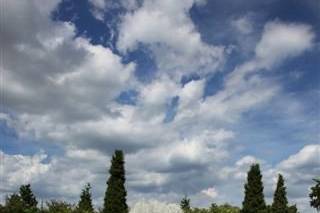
[214,204,240,213]
[0,204,5,213]
[20,184,38,206]
[241,164,266,213]
[46,200,74,213]
[180,196,191,213]
[310,178,320,212]
[77,183,94,213]
[19,184,38,212]
[180,202,240,213]
[271,174,288,213]
[1,185,38,213]
[287,205,298,213]
[103,150,128,213]
[4,193,24,213]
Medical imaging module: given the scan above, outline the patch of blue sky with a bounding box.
[164,96,179,123]
[53,0,158,83]
[181,73,201,86]
[52,0,118,48]
[277,49,320,93]
[230,95,320,165]
[116,90,139,105]
[122,44,158,83]
[0,120,63,161]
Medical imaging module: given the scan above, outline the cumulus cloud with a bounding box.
[0,151,50,194]
[0,149,110,205]
[255,21,315,66]
[175,20,315,126]
[117,0,225,77]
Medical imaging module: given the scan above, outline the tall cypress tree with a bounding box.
[272,174,288,213]
[77,183,94,213]
[19,184,38,209]
[241,164,266,213]
[103,150,128,213]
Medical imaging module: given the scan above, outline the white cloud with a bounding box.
[0,0,318,211]
[0,151,50,194]
[89,0,106,10]
[174,20,315,126]
[0,149,110,205]
[255,21,315,67]
[279,144,320,171]
[201,187,218,199]
[235,155,259,167]
[231,16,253,34]
[178,80,205,111]
[117,0,225,77]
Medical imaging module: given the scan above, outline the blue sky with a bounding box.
[0,0,319,211]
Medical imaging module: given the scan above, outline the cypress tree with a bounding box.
[103,150,128,213]
[19,184,38,209]
[310,178,320,212]
[241,164,266,213]
[77,183,94,213]
[271,174,288,213]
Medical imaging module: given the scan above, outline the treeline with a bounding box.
[0,150,127,213]
[179,164,311,213]
[1,150,319,213]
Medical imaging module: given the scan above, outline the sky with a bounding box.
[0,0,319,211]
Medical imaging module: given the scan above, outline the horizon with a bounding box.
[0,0,320,212]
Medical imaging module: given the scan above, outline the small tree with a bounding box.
[310,178,320,212]
[77,183,94,213]
[4,194,24,213]
[209,203,218,213]
[180,196,191,213]
[46,200,74,213]
[19,184,38,208]
[271,174,288,213]
[103,150,128,213]
[241,164,266,213]
[287,205,298,213]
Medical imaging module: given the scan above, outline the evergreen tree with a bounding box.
[103,150,128,213]
[287,205,298,213]
[180,196,191,213]
[77,183,94,213]
[241,164,266,213]
[4,194,24,213]
[310,178,320,212]
[209,203,218,213]
[271,174,288,213]
[19,184,38,209]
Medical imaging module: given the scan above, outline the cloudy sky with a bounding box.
[0,0,319,211]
